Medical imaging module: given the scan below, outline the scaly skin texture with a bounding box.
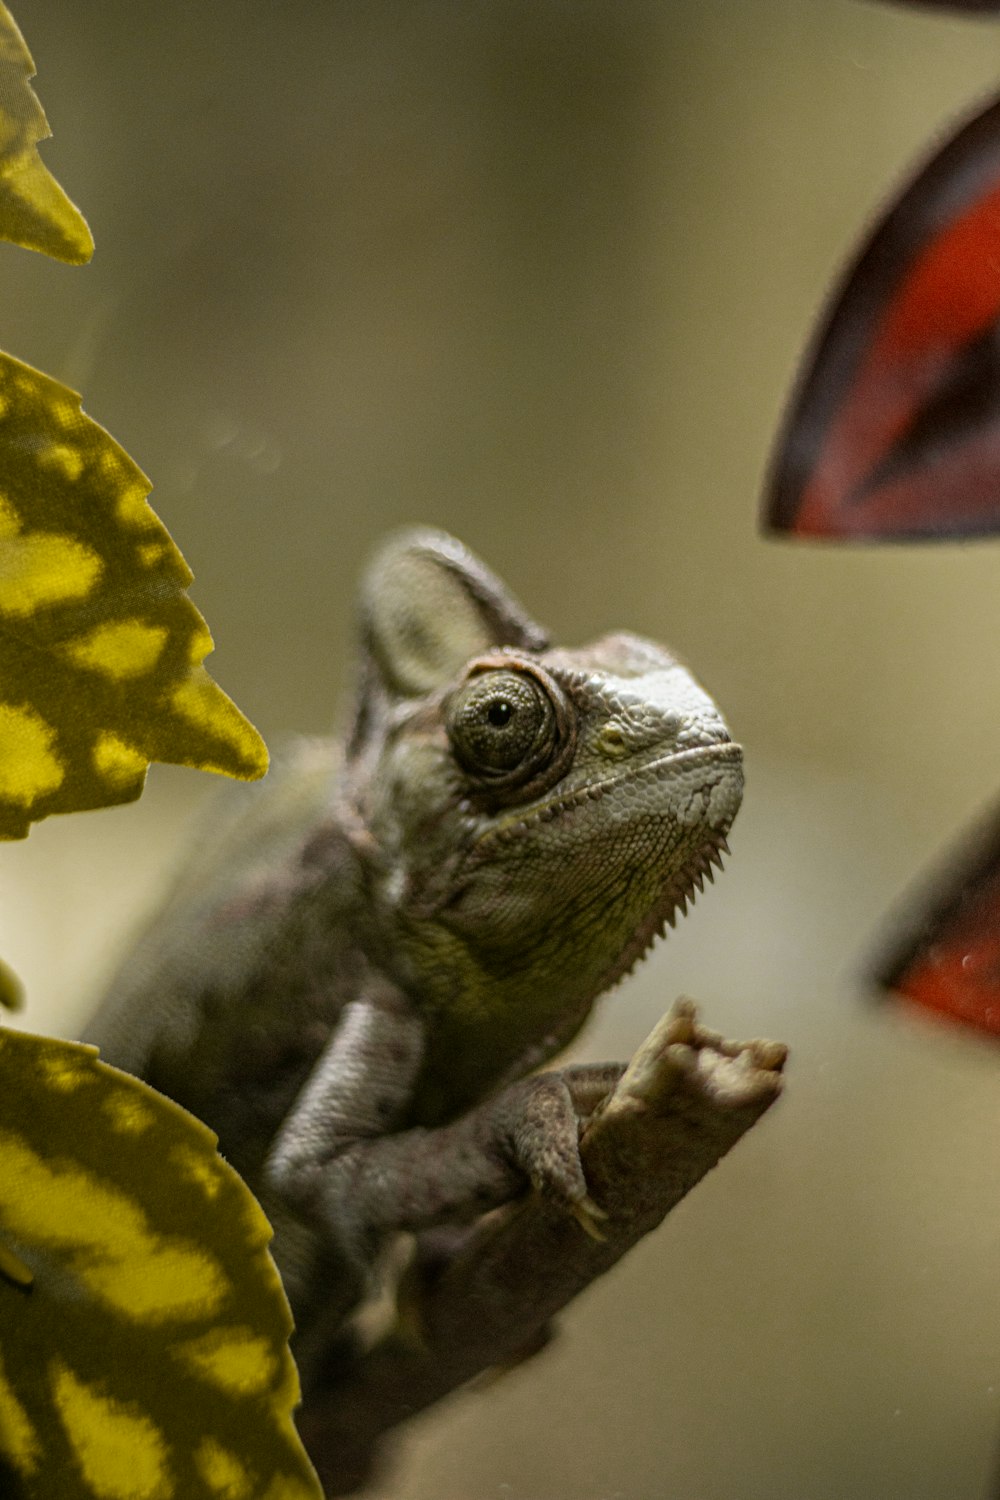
[85,528,744,1398]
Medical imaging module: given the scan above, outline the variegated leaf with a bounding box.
[0,352,268,839]
[0,1028,322,1500]
[0,3,93,263]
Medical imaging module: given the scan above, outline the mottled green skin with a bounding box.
[86,530,742,1357]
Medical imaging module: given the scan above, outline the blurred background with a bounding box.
[4,1,1000,1495]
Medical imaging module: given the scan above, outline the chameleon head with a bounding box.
[347,530,742,1014]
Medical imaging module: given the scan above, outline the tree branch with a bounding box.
[297,1000,787,1495]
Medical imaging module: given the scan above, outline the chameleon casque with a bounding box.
[85,528,744,1411]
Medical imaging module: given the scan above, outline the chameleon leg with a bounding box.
[266,996,629,1273]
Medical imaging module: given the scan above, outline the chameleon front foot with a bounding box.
[599,997,787,1121]
[540,1001,786,1242]
[576,998,787,1234]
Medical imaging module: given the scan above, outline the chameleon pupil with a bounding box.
[487,700,513,727]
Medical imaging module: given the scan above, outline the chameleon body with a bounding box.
[86,529,743,1382]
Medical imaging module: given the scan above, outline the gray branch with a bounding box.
[297,1000,787,1495]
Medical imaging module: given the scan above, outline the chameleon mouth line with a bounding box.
[476,741,742,848]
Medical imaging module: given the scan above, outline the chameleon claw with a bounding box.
[570,1194,609,1241]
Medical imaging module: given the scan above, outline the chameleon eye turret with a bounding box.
[446,654,575,799]
[449,669,549,773]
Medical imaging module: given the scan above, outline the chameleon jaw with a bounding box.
[603,829,733,992]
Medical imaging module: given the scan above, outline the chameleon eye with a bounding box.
[449,671,549,773]
[447,660,574,797]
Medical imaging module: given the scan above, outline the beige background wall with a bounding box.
[5,3,1000,1495]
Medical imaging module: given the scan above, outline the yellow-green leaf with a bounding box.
[0,4,93,263]
[0,1028,323,1500]
[0,351,268,838]
[0,955,23,1009]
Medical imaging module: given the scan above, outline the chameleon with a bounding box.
[85,527,744,1394]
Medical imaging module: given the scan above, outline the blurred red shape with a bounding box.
[765,95,1000,538]
[877,807,1000,1036]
